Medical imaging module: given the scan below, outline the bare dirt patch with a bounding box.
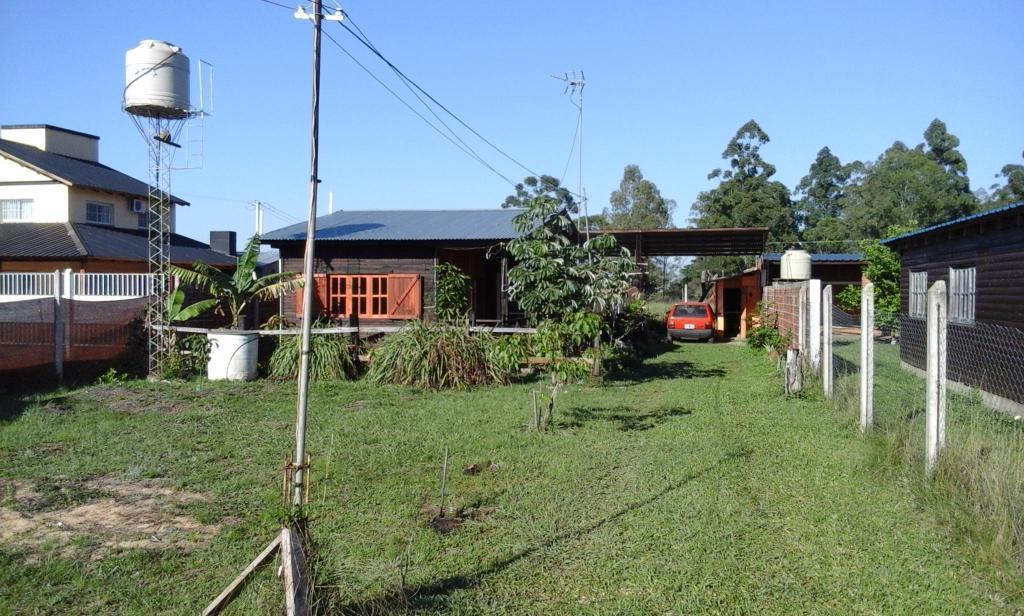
[0,477,221,562]
[74,385,210,415]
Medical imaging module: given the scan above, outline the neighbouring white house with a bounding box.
[0,124,234,272]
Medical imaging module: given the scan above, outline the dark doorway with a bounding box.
[724,288,742,338]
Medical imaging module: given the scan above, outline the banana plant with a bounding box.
[170,235,303,329]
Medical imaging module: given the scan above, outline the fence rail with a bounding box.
[0,271,161,302]
[0,272,55,297]
[72,273,156,298]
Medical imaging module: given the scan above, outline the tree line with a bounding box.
[503,118,1023,287]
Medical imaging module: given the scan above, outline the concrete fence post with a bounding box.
[52,270,64,383]
[859,282,874,432]
[822,284,833,398]
[926,280,947,474]
[797,284,808,355]
[808,279,822,371]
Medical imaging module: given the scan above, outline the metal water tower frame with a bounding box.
[123,41,213,376]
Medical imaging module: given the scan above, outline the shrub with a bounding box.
[746,320,789,355]
[161,334,212,380]
[487,334,533,383]
[434,263,470,323]
[269,327,359,381]
[368,320,518,389]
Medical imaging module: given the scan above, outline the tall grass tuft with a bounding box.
[269,330,360,381]
[368,320,522,389]
[831,342,1024,581]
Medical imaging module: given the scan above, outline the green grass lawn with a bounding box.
[1,342,1019,614]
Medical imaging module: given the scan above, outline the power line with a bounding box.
[336,14,547,183]
[319,28,518,186]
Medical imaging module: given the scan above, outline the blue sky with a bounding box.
[2,0,1022,243]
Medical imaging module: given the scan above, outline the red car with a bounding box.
[665,302,715,342]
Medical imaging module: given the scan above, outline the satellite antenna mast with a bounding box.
[123,40,212,377]
[552,70,588,243]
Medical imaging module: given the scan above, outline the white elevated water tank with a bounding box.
[124,40,191,119]
[780,248,811,280]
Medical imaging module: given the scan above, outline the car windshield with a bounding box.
[672,305,706,317]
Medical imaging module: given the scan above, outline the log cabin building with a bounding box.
[882,200,1024,413]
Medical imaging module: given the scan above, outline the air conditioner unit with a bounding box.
[130,199,147,213]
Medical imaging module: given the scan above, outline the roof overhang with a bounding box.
[594,227,768,256]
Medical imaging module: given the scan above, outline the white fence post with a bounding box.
[926,280,947,474]
[859,282,874,432]
[53,270,64,383]
[797,284,808,354]
[822,284,833,398]
[808,279,822,370]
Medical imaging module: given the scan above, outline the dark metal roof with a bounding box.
[262,208,524,243]
[762,252,863,263]
[881,201,1024,247]
[1,124,100,140]
[0,139,188,205]
[0,223,235,266]
[596,227,769,256]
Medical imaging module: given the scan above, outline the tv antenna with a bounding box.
[553,71,589,242]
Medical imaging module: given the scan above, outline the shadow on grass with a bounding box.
[0,394,39,423]
[561,404,693,431]
[608,359,727,385]
[331,448,753,614]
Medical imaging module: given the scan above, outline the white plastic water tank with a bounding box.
[207,332,259,381]
[124,40,191,119]
[780,248,811,280]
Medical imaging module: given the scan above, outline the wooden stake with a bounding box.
[281,527,309,616]
[439,447,449,517]
[202,535,282,616]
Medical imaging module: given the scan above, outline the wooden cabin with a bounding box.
[882,201,1024,412]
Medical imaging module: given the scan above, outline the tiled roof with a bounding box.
[262,209,524,242]
[881,201,1024,246]
[0,139,187,205]
[0,223,235,266]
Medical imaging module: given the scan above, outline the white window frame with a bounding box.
[908,271,927,318]
[86,201,114,225]
[0,199,33,222]
[948,266,976,325]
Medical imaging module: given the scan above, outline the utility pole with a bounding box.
[292,0,342,510]
[252,200,264,235]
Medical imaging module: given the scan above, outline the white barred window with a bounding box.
[949,266,976,324]
[908,271,927,318]
[1,199,33,221]
[86,201,113,225]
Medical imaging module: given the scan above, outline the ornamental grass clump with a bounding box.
[268,327,360,381]
[368,320,520,389]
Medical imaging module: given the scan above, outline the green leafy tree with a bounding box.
[501,174,578,214]
[794,147,861,252]
[920,118,976,214]
[836,232,903,329]
[688,119,797,277]
[843,141,976,239]
[604,164,677,292]
[505,196,634,324]
[171,235,303,328]
[604,164,676,229]
[983,154,1024,207]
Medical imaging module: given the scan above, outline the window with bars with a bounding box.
[1,199,33,221]
[86,201,113,225]
[297,273,421,320]
[949,266,976,324]
[908,271,927,318]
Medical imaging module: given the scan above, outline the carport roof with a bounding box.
[595,227,768,256]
